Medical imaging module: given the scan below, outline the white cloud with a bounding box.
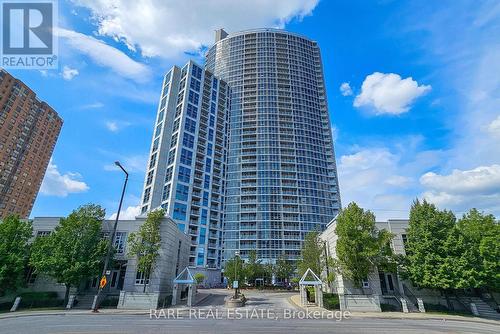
[421,165,500,215]
[421,165,500,196]
[108,205,141,220]
[339,82,353,96]
[71,0,319,58]
[79,102,104,110]
[105,121,118,132]
[62,66,79,80]
[40,161,89,197]
[353,72,431,115]
[338,147,416,220]
[56,28,151,82]
[487,116,500,136]
[105,120,131,133]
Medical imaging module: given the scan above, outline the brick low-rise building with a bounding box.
[0,69,62,219]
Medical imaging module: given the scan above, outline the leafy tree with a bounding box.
[335,202,394,289]
[262,262,274,285]
[223,255,245,286]
[403,200,457,306]
[194,273,206,285]
[127,209,163,292]
[297,231,323,277]
[30,204,107,303]
[244,250,264,285]
[0,216,33,295]
[451,209,499,291]
[480,232,500,292]
[274,253,295,283]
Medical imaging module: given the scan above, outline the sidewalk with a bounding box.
[287,294,500,325]
[0,308,150,320]
[0,293,213,320]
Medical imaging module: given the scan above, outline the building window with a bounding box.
[176,184,189,201]
[205,158,212,173]
[165,166,174,183]
[183,133,194,149]
[146,170,154,186]
[178,166,191,183]
[180,148,193,166]
[200,209,208,225]
[114,232,127,254]
[143,187,151,204]
[191,65,202,79]
[173,202,187,220]
[188,90,199,105]
[199,227,206,245]
[36,230,51,237]
[184,118,196,134]
[186,103,198,119]
[167,149,176,165]
[162,184,171,201]
[202,191,209,206]
[135,271,150,285]
[190,78,201,92]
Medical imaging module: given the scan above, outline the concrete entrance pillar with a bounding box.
[171,283,178,306]
[187,284,193,307]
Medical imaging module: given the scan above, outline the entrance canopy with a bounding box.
[173,267,195,284]
[299,268,322,286]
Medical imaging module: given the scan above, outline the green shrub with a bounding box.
[20,298,64,309]
[18,291,63,309]
[381,303,400,312]
[323,293,340,310]
[305,286,316,302]
[100,297,119,308]
[19,291,58,301]
[0,301,12,311]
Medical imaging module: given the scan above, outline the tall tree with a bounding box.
[0,216,33,295]
[30,204,107,303]
[452,209,499,291]
[335,202,394,289]
[127,209,163,292]
[274,253,295,283]
[403,200,457,306]
[297,231,323,277]
[244,250,264,285]
[223,255,245,286]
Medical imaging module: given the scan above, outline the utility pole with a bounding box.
[92,161,128,312]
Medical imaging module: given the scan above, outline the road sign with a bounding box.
[105,270,111,275]
[233,280,238,289]
[99,275,107,289]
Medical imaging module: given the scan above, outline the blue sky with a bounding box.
[10,0,499,220]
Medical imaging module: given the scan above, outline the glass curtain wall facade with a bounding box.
[141,61,230,280]
[206,29,341,263]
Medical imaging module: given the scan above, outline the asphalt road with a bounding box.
[2,314,499,334]
[2,290,498,333]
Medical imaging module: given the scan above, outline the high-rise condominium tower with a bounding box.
[206,29,341,262]
[140,61,229,283]
[0,69,62,219]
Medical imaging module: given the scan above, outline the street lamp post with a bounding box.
[92,161,128,312]
[234,250,240,298]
